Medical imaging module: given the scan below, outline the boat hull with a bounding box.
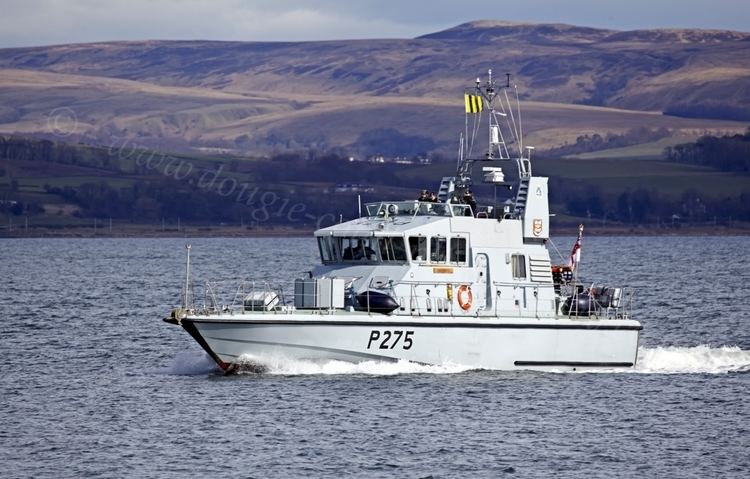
[178,313,642,372]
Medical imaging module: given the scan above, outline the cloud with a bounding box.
[0,0,426,47]
[0,0,748,48]
[225,6,419,41]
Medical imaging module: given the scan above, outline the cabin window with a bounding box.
[318,237,333,263]
[409,237,427,262]
[328,236,407,263]
[512,254,527,279]
[450,238,467,265]
[337,237,377,261]
[430,237,447,263]
[330,237,342,261]
[378,237,407,262]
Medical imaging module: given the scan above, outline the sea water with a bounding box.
[1,236,749,478]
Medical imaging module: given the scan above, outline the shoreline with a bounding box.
[2,224,748,238]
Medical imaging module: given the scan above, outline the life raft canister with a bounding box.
[457,285,473,311]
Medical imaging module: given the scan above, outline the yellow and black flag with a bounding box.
[464,93,483,114]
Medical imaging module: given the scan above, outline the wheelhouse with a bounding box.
[317,232,469,266]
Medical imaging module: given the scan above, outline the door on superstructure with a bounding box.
[474,252,491,311]
[511,253,533,317]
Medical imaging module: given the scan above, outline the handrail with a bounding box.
[560,283,634,320]
[186,276,633,321]
[364,200,472,219]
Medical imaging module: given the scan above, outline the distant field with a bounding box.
[536,158,750,198]
[398,157,750,199]
[563,136,703,160]
[20,176,139,190]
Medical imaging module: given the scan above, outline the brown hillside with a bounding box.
[0,20,748,154]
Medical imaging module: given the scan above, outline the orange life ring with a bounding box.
[457,285,473,311]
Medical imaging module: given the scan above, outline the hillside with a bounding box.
[0,20,749,154]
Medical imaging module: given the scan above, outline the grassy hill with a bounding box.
[0,20,748,155]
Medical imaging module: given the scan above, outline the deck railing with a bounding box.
[557,283,634,319]
[185,277,634,321]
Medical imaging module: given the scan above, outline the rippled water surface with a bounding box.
[2,236,749,478]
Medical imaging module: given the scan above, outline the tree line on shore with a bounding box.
[1,134,749,227]
[665,128,750,173]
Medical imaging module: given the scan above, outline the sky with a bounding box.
[1,0,749,48]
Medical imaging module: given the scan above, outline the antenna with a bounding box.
[458,133,464,169]
[184,244,192,309]
[486,68,498,159]
[515,84,523,153]
[503,88,520,154]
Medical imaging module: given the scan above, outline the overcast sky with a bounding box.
[1,0,749,48]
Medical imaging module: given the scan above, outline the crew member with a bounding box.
[463,190,477,216]
[353,239,376,260]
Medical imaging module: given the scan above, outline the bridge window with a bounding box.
[378,237,407,262]
[450,238,467,265]
[408,236,427,262]
[340,237,377,261]
[318,236,408,263]
[430,237,447,263]
[318,237,333,263]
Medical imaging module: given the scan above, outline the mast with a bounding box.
[487,69,496,159]
[455,69,515,192]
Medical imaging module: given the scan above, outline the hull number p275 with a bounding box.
[367,330,414,350]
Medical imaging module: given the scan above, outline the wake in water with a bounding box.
[159,351,473,376]
[634,345,750,374]
[161,351,221,375]
[235,355,474,376]
[163,345,750,376]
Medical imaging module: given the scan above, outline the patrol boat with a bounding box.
[164,71,642,372]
